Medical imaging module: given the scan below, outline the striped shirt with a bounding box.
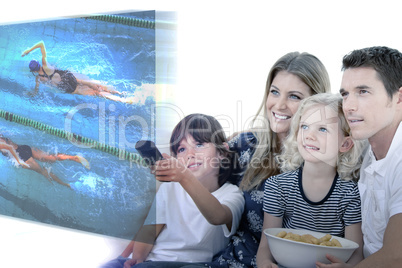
[263,167,361,237]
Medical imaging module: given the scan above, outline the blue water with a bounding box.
[0,11,169,239]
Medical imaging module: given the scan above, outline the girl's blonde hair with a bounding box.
[277,93,367,181]
[240,52,331,190]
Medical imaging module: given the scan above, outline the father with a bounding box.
[335,46,401,267]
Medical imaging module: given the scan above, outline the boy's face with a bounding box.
[176,135,221,184]
[340,67,399,142]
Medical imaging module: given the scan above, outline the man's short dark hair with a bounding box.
[342,46,402,99]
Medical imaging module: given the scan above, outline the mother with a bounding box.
[209,51,331,268]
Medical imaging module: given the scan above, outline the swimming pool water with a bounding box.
[0,10,168,239]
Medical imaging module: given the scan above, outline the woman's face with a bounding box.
[266,71,312,141]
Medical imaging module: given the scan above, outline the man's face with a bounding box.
[340,67,398,143]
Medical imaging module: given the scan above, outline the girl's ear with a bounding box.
[340,136,354,153]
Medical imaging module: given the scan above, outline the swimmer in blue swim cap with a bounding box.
[28,59,41,72]
[22,40,139,103]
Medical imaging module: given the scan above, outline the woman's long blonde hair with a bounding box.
[277,93,366,181]
[240,52,331,191]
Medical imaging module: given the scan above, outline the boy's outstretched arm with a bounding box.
[180,169,234,227]
[154,154,243,229]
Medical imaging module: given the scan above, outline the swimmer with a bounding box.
[0,134,90,188]
[22,40,137,103]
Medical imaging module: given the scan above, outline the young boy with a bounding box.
[330,46,402,267]
[102,114,244,268]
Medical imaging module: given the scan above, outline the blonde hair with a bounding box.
[240,52,331,190]
[278,93,366,181]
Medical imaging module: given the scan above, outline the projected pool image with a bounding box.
[0,11,159,239]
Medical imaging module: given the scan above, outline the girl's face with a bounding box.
[297,104,346,167]
[266,71,312,141]
[176,135,222,184]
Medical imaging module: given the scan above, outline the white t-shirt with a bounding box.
[359,122,402,257]
[145,181,244,262]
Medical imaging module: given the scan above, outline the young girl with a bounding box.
[103,113,244,268]
[256,93,366,268]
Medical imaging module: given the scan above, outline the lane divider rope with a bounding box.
[0,109,147,166]
[85,15,156,29]
[84,14,176,30]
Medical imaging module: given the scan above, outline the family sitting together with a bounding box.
[102,46,402,268]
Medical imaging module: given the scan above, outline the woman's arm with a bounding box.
[28,75,41,96]
[21,41,48,67]
[256,212,282,268]
[0,143,29,168]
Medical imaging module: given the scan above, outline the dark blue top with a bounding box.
[209,132,263,268]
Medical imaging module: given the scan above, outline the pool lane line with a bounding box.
[85,15,155,29]
[84,14,176,30]
[0,109,149,167]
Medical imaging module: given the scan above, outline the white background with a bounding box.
[0,1,400,267]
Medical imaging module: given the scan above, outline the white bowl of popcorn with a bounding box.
[263,228,359,268]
